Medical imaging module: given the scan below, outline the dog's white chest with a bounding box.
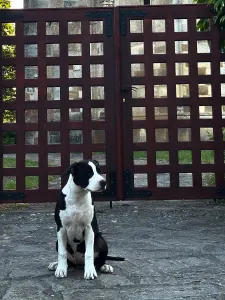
[60,205,93,242]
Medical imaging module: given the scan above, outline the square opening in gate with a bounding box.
[46,22,59,35]
[47,109,60,122]
[90,21,103,35]
[154,107,168,120]
[2,66,16,80]
[201,172,216,187]
[175,62,189,76]
[201,150,214,164]
[197,62,211,75]
[3,176,16,190]
[24,23,37,35]
[175,41,188,54]
[178,150,192,164]
[197,40,211,53]
[69,65,82,78]
[90,43,104,56]
[153,41,166,54]
[199,106,213,119]
[178,128,191,142]
[156,173,170,187]
[25,109,38,123]
[3,87,16,102]
[132,107,146,120]
[196,18,211,32]
[48,153,61,167]
[221,83,225,97]
[177,106,190,119]
[134,174,148,188]
[68,21,81,35]
[3,154,16,168]
[130,20,143,34]
[70,130,83,144]
[69,108,83,121]
[25,66,38,79]
[133,151,147,165]
[198,84,212,97]
[133,129,146,143]
[70,153,83,164]
[92,130,105,144]
[200,128,214,141]
[3,131,16,145]
[2,23,15,36]
[92,152,106,165]
[48,131,60,145]
[155,128,169,142]
[152,20,165,33]
[153,63,167,76]
[25,153,39,167]
[156,151,169,165]
[47,87,60,101]
[174,19,188,32]
[24,44,37,57]
[3,110,16,123]
[25,176,39,190]
[46,44,60,57]
[179,173,193,187]
[25,131,38,145]
[68,43,82,56]
[91,108,105,121]
[48,175,61,189]
[176,84,190,98]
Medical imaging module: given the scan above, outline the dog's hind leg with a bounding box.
[100,264,114,274]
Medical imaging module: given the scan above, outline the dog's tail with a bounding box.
[106,255,126,261]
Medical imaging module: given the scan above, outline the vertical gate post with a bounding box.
[114,7,123,200]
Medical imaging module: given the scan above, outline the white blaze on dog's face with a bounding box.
[63,160,106,192]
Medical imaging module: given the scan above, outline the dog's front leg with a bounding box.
[55,228,68,278]
[84,224,97,280]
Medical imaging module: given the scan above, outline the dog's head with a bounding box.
[61,160,106,192]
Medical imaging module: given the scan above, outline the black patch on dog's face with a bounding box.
[71,162,94,188]
[61,160,102,189]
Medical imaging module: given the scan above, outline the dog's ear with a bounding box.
[61,162,78,178]
[92,160,100,166]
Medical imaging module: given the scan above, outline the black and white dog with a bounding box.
[48,159,124,279]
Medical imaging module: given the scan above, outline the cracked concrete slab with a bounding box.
[1,200,225,299]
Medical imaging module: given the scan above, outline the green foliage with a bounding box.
[0,0,11,9]
[194,0,225,52]
[1,0,17,128]
[3,131,16,145]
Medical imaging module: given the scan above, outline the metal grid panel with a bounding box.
[120,5,225,199]
[0,8,117,203]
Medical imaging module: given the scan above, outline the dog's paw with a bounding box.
[55,264,68,278]
[84,264,97,280]
[48,261,58,271]
[100,264,114,274]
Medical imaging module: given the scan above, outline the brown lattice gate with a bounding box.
[1,5,225,203]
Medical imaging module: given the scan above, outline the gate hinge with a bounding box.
[124,169,152,198]
[0,192,25,201]
[86,11,113,37]
[120,10,147,37]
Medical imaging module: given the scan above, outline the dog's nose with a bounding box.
[100,180,106,188]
